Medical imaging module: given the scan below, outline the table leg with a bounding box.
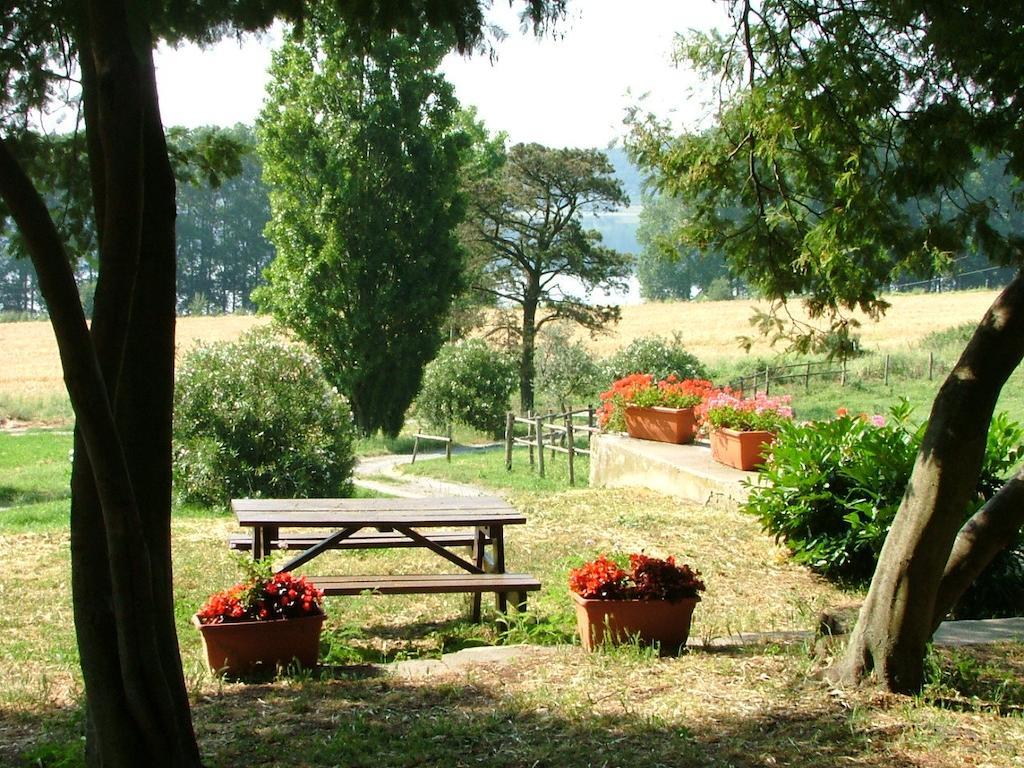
[494,525,507,614]
[254,526,277,561]
[471,526,486,622]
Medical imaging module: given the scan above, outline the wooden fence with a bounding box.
[504,406,598,486]
[410,427,452,464]
[729,352,946,397]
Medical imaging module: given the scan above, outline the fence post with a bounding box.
[566,419,575,487]
[411,434,420,465]
[805,361,811,392]
[764,367,771,397]
[446,423,452,463]
[884,354,890,386]
[929,351,934,381]
[528,410,535,467]
[535,415,545,478]
[505,411,514,471]
[548,409,556,457]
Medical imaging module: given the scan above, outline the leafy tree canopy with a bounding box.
[627,0,1024,350]
[635,193,734,301]
[626,0,1024,694]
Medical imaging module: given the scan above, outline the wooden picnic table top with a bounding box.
[231,495,525,528]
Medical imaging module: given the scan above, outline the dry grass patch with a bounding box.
[562,290,1001,361]
[0,314,268,406]
[510,487,853,641]
[182,645,1024,767]
[0,292,1000,408]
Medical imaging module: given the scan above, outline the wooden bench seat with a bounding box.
[228,530,487,552]
[313,572,540,600]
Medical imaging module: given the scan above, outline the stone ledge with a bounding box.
[588,433,763,507]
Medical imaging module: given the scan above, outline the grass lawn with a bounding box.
[402,443,589,493]
[3,430,1024,766]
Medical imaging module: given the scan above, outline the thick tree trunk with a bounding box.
[1,1,202,764]
[520,292,539,414]
[832,271,1024,692]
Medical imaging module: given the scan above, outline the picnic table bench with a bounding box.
[231,496,540,621]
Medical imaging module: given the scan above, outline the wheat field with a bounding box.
[0,290,999,402]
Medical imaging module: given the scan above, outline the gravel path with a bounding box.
[352,445,500,498]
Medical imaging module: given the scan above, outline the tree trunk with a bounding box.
[931,467,1024,628]
[519,291,539,413]
[0,1,202,764]
[832,271,1024,692]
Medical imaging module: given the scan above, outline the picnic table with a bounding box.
[230,496,540,621]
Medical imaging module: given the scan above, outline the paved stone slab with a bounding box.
[932,617,1024,646]
[388,644,549,678]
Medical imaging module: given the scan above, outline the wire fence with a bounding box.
[728,350,957,397]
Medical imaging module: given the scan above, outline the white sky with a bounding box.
[153,0,729,147]
[151,1,731,305]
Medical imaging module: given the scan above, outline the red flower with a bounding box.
[195,569,325,624]
[568,553,705,601]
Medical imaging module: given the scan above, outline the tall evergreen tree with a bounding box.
[256,8,469,437]
[465,143,631,412]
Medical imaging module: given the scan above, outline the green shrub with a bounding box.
[415,339,517,438]
[534,327,602,411]
[602,333,708,383]
[173,328,356,506]
[702,276,733,301]
[746,402,1024,618]
[920,321,976,351]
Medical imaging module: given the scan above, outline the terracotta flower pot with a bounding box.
[571,592,699,654]
[193,612,325,675]
[624,405,697,444]
[710,428,775,471]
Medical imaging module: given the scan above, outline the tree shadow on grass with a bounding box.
[188,671,922,768]
[1,675,912,768]
[10,644,1024,767]
[0,702,83,767]
[0,484,68,506]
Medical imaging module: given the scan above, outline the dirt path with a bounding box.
[352,445,500,498]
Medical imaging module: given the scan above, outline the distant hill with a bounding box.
[602,146,647,203]
[581,146,645,255]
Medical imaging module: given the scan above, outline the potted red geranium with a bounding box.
[599,374,716,444]
[194,560,325,675]
[568,553,705,653]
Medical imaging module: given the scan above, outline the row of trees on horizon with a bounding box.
[4,133,1013,323]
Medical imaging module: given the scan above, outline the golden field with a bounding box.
[0,290,999,401]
